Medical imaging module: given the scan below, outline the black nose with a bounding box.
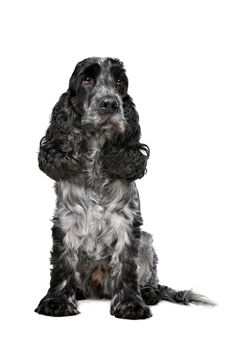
[99,97,119,114]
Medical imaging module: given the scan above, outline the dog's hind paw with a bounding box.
[111,300,152,320]
[35,297,79,317]
[141,285,160,305]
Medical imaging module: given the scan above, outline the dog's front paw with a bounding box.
[111,299,152,320]
[35,297,79,317]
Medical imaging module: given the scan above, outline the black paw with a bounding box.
[35,297,79,317]
[141,285,159,305]
[111,300,152,320]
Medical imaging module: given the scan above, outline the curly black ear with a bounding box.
[101,95,150,182]
[38,92,86,181]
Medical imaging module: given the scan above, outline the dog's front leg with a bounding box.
[35,225,81,317]
[110,239,152,320]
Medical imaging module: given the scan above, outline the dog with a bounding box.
[35,57,214,319]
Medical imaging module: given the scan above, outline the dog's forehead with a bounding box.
[97,58,125,84]
[76,57,124,81]
[83,57,123,72]
[96,57,122,66]
[97,57,108,65]
[98,58,113,80]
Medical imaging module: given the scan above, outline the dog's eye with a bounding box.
[82,76,94,86]
[116,78,122,85]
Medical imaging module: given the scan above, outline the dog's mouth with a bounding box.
[82,111,126,139]
[98,113,126,137]
[81,110,126,134]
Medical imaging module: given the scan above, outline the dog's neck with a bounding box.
[85,132,107,150]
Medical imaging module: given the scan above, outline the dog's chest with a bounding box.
[55,140,136,260]
[55,181,133,260]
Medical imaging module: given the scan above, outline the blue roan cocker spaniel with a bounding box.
[35,57,214,319]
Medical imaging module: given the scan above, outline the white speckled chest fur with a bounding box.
[54,136,139,262]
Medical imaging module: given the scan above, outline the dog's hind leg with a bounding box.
[138,231,160,305]
[35,225,80,317]
[139,231,215,307]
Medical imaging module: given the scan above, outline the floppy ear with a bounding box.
[101,95,150,182]
[38,92,85,181]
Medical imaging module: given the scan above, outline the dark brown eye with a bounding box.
[82,76,94,86]
[116,78,122,85]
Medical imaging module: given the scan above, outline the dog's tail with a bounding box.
[155,284,216,306]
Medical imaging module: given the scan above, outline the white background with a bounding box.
[0,0,232,349]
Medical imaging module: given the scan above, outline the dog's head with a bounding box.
[68,57,128,139]
[39,57,149,182]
